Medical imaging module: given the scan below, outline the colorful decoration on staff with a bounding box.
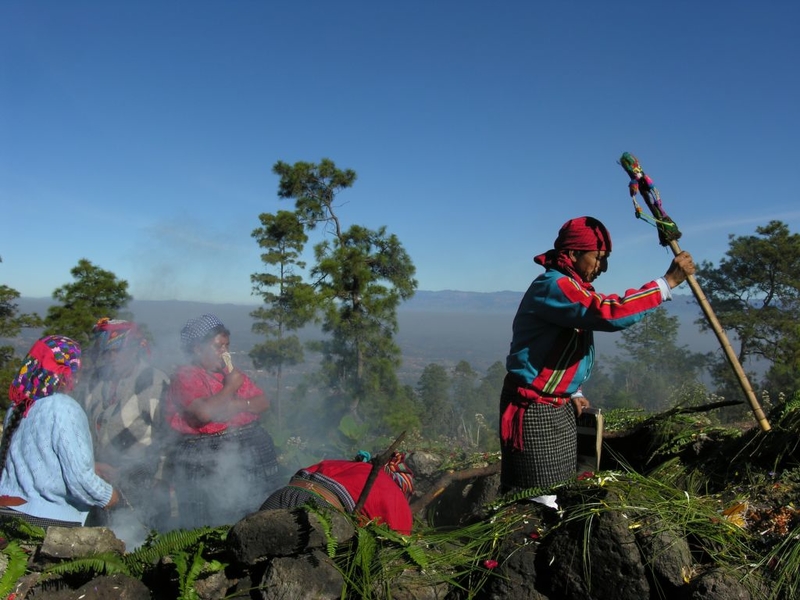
[618,152,682,246]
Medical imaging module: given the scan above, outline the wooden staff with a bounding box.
[354,430,407,514]
[619,153,771,432]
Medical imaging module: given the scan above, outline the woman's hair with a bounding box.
[0,407,26,476]
[0,335,81,476]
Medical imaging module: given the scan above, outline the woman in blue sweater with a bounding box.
[0,335,119,528]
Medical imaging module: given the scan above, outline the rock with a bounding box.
[387,569,451,600]
[194,570,236,600]
[688,568,754,600]
[228,507,355,565]
[483,534,549,599]
[256,550,342,599]
[407,451,444,480]
[537,495,650,600]
[38,527,125,561]
[34,573,151,599]
[636,525,693,592]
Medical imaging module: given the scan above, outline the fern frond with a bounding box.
[403,543,428,570]
[306,503,338,558]
[0,541,31,598]
[42,552,130,577]
[124,526,227,577]
[0,517,46,542]
[176,543,205,600]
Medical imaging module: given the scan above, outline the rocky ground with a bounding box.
[2,404,800,599]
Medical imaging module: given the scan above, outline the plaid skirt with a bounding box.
[500,385,577,492]
[166,422,280,529]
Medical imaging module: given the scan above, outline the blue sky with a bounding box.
[2,2,799,304]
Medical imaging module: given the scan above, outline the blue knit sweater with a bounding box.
[0,393,113,524]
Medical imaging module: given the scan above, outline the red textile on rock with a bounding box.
[304,460,413,535]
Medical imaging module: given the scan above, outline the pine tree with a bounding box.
[43,259,132,345]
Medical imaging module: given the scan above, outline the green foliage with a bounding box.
[333,508,528,599]
[695,221,800,398]
[19,526,230,598]
[172,542,209,600]
[604,306,707,414]
[416,363,451,437]
[251,209,316,432]
[0,541,31,598]
[42,552,131,578]
[602,407,648,433]
[43,258,132,345]
[335,413,372,457]
[0,516,46,543]
[262,158,418,430]
[558,468,753,566]
[755,523,800,599]
[412,361,502,451]
[305,504,338,558]
[0,285,43,340]
[124,526,228,578]
[0,284,44,409]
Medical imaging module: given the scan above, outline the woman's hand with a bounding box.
[105,487,121,509]
[222,369,244,393]
[571,395,590,417]
[664,251,696,288]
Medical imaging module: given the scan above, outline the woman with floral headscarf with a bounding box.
[0,336,119,528]
[162,314,279,529]
[500,216,696,492]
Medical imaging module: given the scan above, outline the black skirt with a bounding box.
[165,422,280,529]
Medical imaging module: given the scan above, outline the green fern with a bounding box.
[41,552,130,578]
[123,526,228,577]
[0,516,46,543]
[0,541,31,598]
[305,503,338,558]
[174,542,207,600]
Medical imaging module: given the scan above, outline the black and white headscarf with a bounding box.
[180,314,226,353]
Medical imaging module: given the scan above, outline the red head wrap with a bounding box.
[8,335,81,416]
[533,216,612,288]
[553,216,612,253]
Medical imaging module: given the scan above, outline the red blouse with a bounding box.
[165,364,261,435]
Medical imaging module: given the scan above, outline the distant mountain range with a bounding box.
[11,291,715,385]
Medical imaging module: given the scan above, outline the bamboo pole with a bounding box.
[665,238,771,431]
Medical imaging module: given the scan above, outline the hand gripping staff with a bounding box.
[618,152,771,432]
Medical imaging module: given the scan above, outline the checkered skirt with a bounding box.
[500,386,577,492]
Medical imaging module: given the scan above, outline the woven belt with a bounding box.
[287,477,346,512]
[504,379,571,407]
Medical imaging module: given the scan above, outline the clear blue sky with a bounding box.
[2,2,799,304]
